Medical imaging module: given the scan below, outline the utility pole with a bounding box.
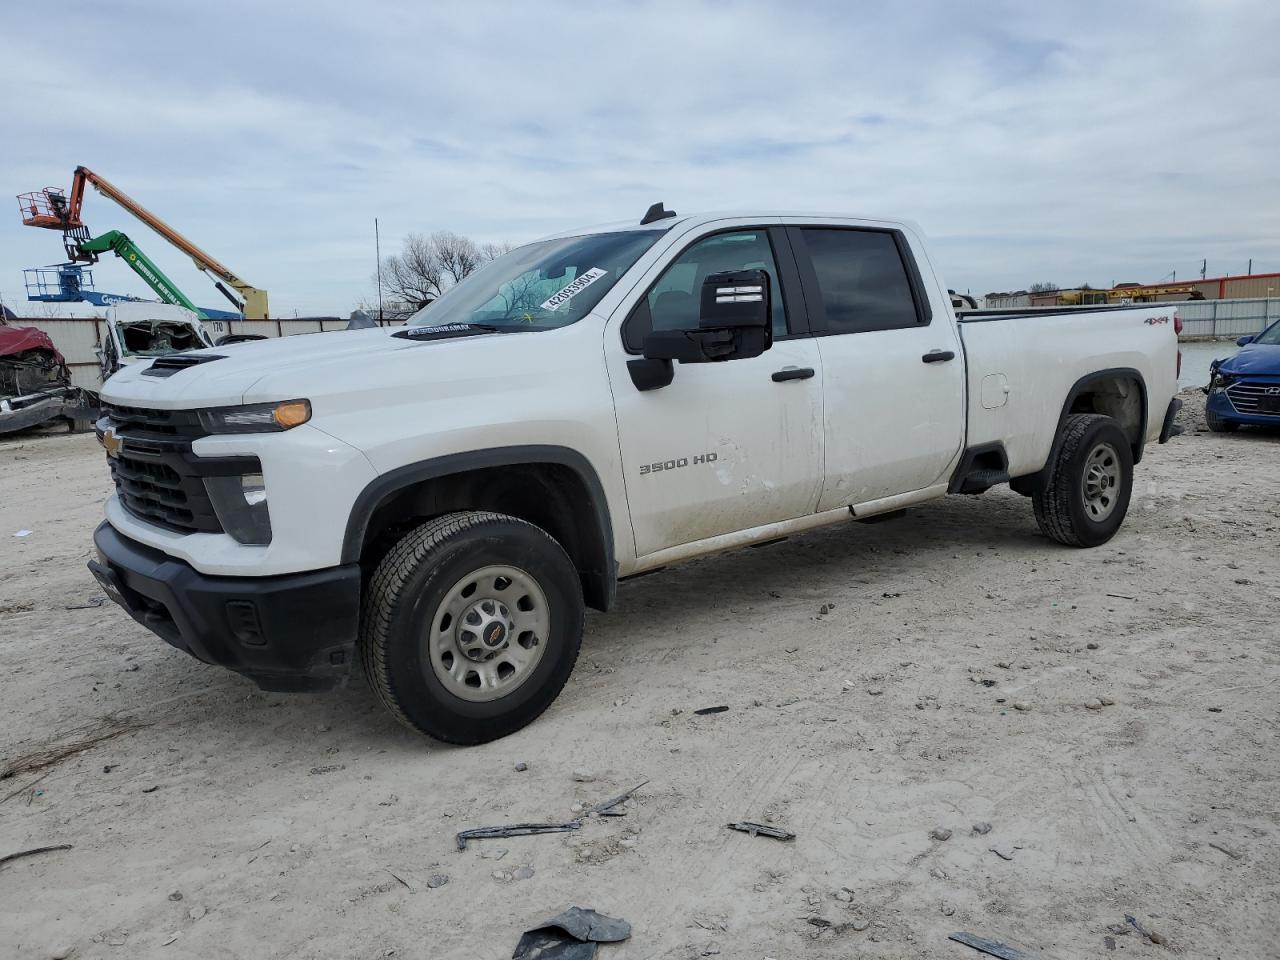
[375,218,384,324]
[1200,258,1207,280]
[1248,259,1252,276]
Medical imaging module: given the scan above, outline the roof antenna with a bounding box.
[640,202,677,225]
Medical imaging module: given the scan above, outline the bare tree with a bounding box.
[1028,281,1060,294]
[480,241,513,262]
[380,232,445,313]
[432,231,481,285]
[377,231,512,319]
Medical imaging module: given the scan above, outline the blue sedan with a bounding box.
[1205,319,1280,431]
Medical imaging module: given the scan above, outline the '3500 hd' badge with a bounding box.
[639,452,718,476]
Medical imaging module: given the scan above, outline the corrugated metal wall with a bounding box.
[1175,298,1280,338]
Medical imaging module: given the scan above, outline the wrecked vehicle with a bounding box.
[0,321,82,434]
[98,302,215,381]
[89,206,1181,745]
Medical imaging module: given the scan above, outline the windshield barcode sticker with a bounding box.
[540,267,608,312]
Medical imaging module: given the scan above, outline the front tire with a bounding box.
[360,511,584,744]
[1205,407,1239,433]
[1032,414,1133,547]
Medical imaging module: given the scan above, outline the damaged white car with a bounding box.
[98,303,216,381]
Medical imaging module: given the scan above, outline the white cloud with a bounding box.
[1,0,1277,313]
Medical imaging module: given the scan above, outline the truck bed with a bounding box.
[957,303,1180,479]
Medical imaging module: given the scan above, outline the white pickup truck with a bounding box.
[89,206,1182,743]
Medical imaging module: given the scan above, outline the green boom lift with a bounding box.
[77,230,210,318]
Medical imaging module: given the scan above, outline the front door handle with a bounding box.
[922,350,955,364]
[772,367,815,382]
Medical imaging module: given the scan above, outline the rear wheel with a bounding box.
[360,511,584,744]
[1205,407,1239,433]
[1032,414,1133,547]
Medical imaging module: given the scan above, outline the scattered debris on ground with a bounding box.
[726,821,795,841]
[512,907,630,960]
[589,780,648,817]
[455,821,582,851]
[949,931,1036,959]
[693,705,729,715]
[0,718,148,783]
[1208,841,1243,861]
[0,843,72,870]
[1125,913,1168,945]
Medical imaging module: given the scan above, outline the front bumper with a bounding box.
[1158,397,1183,443]
[90,521,361,691]
[1207,385,1280,427]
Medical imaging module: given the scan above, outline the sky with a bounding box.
[1,0,1277,316]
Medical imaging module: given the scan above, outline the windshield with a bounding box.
[1254,319,1280,345]
[407,230,665,331]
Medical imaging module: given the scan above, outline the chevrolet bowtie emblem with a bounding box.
[101,428,123,459]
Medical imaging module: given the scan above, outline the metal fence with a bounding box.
[1174,298,1279,339]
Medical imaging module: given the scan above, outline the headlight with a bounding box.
[205,472,272,544]
[1212,372,1234,389]
[198,400,311,434]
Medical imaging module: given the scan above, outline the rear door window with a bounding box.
[795,228,925,334]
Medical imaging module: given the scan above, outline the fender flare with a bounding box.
[341,445,617,610]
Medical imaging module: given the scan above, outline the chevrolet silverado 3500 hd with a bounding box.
[89,207,1182,743]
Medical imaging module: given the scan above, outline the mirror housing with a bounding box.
[1237,334,1254,346]
[640,269,772,365]
[628,270,774,391]
[699,268,771,332]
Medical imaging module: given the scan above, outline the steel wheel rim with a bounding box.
[1081,442,1121,522]
[425,565,550,702]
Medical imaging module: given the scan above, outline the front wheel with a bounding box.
[1032,414,1134,547]
[1205,407,1239,433]
[360,512,584,744]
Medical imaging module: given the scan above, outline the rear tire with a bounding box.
[1205,408,1239,433]
[360,511,584,744]
[1032,414,1133,547]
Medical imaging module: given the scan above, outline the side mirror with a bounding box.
[1237,335,1254,346]
[641,269,772,363]
[627,270,774,391]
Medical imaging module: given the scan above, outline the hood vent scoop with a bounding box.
[142,354,227,378]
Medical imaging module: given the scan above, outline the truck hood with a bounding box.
[1218,342,1280,376]
[99,325,550,409]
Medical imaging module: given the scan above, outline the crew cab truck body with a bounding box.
[89,208,1181,743]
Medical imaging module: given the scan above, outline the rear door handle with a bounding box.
[772,367,815,382]
[922,350,955,364]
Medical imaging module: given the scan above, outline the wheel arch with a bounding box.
[343,445,617,611]
[1056,367,1148,464]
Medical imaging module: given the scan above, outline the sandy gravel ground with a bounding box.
[1,391,1277,960]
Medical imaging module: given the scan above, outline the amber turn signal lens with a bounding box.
[272,400,311,429]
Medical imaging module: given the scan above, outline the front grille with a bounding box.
[101,402,206,440]
[1226,381,1280,416]
[107,444,222,534]
[100,404,255,535]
